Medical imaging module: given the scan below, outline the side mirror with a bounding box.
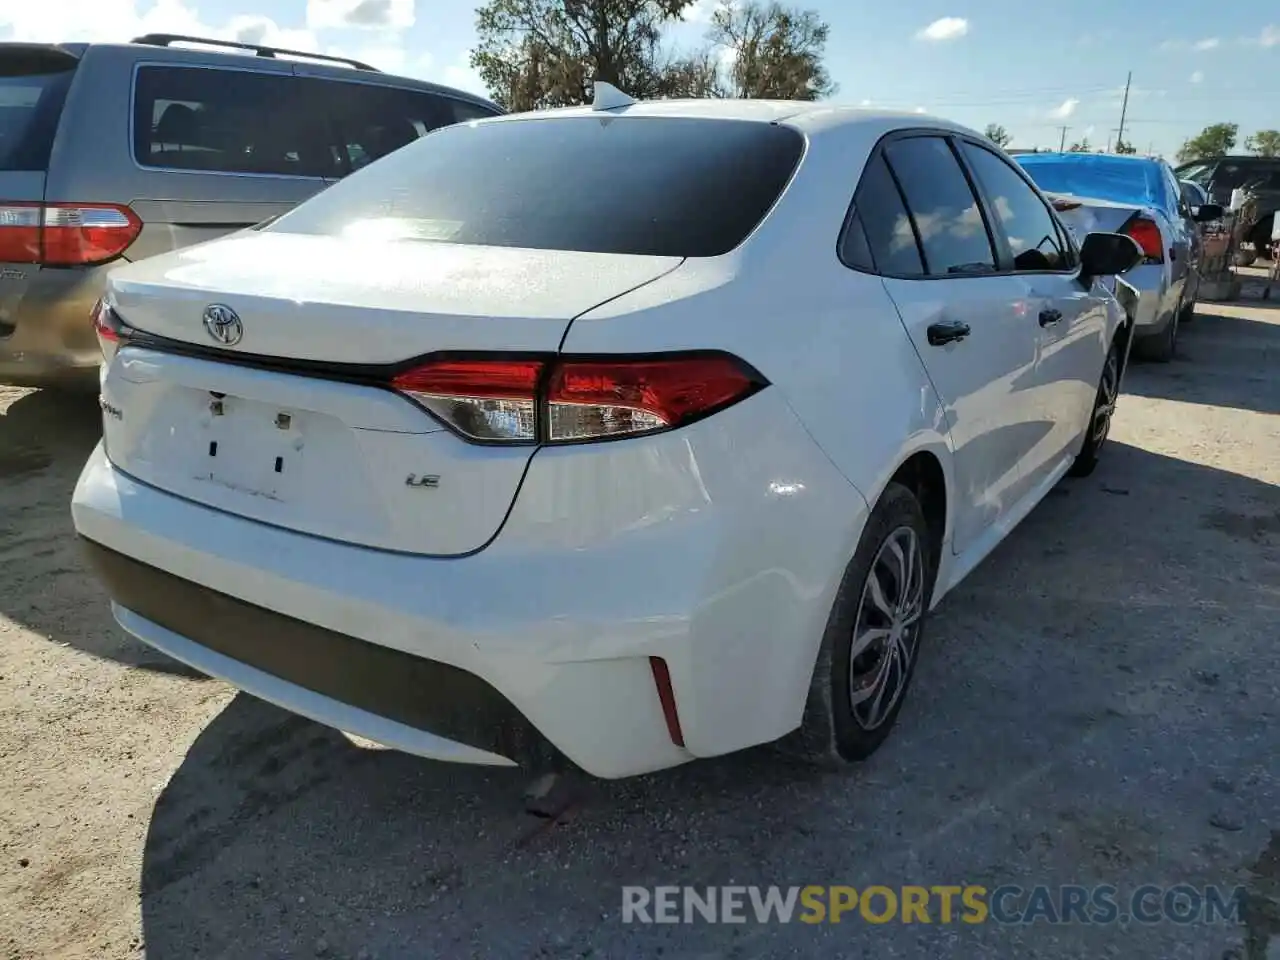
[1079,232,1143,278]
[1193,203,1224,223]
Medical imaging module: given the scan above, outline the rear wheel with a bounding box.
[1068,339,1120,478]
[781,482,933,766]
[1139,309,1178,363]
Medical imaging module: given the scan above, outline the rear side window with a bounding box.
[0,49,77,171]
[267,116,805,257]
[133,66,343,178]
[884,136,996,276]
[846,154,924,276]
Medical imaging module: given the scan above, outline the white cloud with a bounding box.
[0,0,324,53]
[858,98,873,106]
[684,0,735,23]
[913,105,927,113]
[307,0,414,32]
[1256,24,1280,47]
[915,17,968,42]
[1160,36,1221,51]
[1190,70,1204,83]
[1048,97,1079,120]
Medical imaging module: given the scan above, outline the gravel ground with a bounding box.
[1,298,1277,960]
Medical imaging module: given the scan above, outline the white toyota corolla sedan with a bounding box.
[72,91,1142,780]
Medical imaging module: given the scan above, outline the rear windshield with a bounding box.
[265,115,806,257]
[1015,154,1164,208]
[0,50,77,172]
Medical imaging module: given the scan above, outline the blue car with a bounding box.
[1015,152,1221,362]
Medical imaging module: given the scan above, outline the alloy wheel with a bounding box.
[1092,347,1120,446]
[848,526,925,730]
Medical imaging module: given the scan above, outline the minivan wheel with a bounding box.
[781,482,933,766]
[1068,340,1120,478]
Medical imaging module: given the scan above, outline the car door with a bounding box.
[957,140,1111,491]
[866,135,1043,555]
[1159,164,1194,308]
[124,64,342,261]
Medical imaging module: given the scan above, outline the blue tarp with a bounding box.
[1014,153,1164,208]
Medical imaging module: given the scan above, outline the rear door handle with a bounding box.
[1038,308,1063,327]
[926,319,971,346]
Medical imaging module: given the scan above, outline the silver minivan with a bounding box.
[0,33,502,388]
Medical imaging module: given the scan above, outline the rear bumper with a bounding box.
[0,264,111,387]
[71,388,869,779]
[1121,264,1169,332]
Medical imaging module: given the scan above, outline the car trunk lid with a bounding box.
[100,230,683,555]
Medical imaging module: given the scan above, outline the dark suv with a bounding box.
[0,34,502,388]
[1175,155,1280,264]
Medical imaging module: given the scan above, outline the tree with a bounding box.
[1245,130,1280,157]
[1067,138,1092,152]
[1176,122,1238,163]
[1113,138,1137,155]
[707,1,835,100]
[471,0,696,111]
[983,123,1011,148]
[470,0,835,110]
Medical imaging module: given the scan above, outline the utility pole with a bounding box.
[1059,126,1069,151]
[1116,70,1132,151]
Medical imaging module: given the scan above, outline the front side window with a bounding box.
[960,142,1070,272]
[267,115,805,257]
[883,136,996,277]
[133,66,342,178]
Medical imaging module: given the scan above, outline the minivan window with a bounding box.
[327,83,477,171]
[266,116,806,257]
[133,66,343,178]
[884,136,996,276]
[0,52,77,172]
[959,142,1069,271]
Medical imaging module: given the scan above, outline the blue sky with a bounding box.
[4,0,1278,158]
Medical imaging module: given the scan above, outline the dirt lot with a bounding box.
[1,298,1278,960]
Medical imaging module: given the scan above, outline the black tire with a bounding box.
[1138,310,1178,363]
[1179,294,1196,324]
[1068,339,1120,478]
[780,482,934,766]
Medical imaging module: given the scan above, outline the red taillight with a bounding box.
[91,298,133,363]
[392,358,544,442]
[0,202,141,266]
[390,353,763,444]
[547,355,757,442]
[1122,216,1164,263]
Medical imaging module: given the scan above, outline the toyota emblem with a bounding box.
[202,304,243,346]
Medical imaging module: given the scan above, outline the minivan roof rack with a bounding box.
[130,33,380,72]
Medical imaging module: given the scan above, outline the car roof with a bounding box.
[481,98,980,137]
[1,39,499,111]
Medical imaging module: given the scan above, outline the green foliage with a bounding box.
[1176,122,1239,163]
[470,0,835,109]
[1245,130,1280,157]
[983,123,1011,148]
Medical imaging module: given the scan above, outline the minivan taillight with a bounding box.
[1121,215,1164,264]
[0,202,141,266]
[391,353,765,444]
